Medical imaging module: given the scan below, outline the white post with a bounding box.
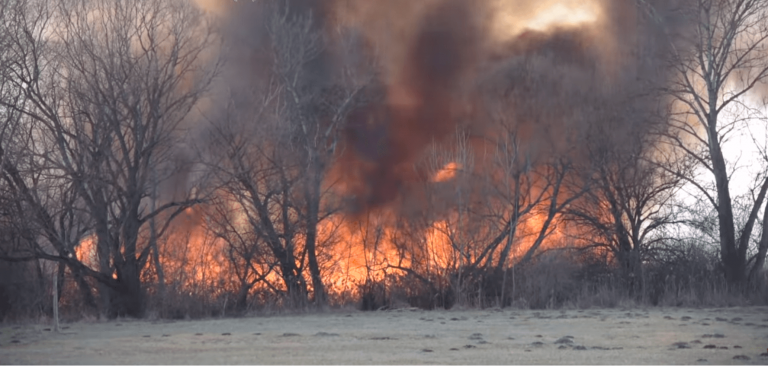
[52,272,59,333]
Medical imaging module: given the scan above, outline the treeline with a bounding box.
[0,0,767,321]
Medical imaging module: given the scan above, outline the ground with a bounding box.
[2,306,768,364]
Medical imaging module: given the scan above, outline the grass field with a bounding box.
[2,306,768,364]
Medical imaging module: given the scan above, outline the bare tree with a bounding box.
[466,117,582,275]
[566,118,685,295]
[0,0,49,318]
[416,131,483,306]
[204,91,311,306]
[206,192,278,312]
[264,1,375,305]
[0,0,100,312]
[202,1,379,308]
[0,0,219,317]
[647,0,768,284]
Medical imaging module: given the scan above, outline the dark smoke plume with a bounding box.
[340,0,486,209]
[203,0,690,212]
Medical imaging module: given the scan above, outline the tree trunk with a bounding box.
[749,201,768,285]
[112,259,145,318]
[279,256,307,306]
[96,231,112,318]
[70,264,98,311]
[235,281,250,313]
[496,176,520,273]
[708,114,743,284]
[305,173,326,306]
[496,219,518,273]
[616,242,641,297]
[149,167,165,307]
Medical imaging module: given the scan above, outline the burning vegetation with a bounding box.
[1,0,768,320]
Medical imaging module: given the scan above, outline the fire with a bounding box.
[321,214,462,296]
[425,220,456,268]
[63,0,603,307]
[323,217,402,293]
[70,189,573,305]
[432,161,462,182]
[75,235,97,269]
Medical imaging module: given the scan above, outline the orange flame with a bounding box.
[432,161,462,182]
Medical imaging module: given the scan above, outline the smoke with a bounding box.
[199,0,690,212]
[339,0,487,209]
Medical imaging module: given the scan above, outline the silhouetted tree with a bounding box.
[647,0,768,285]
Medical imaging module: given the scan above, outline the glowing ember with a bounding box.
[75,235,97,269]
[432,162,462,182]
